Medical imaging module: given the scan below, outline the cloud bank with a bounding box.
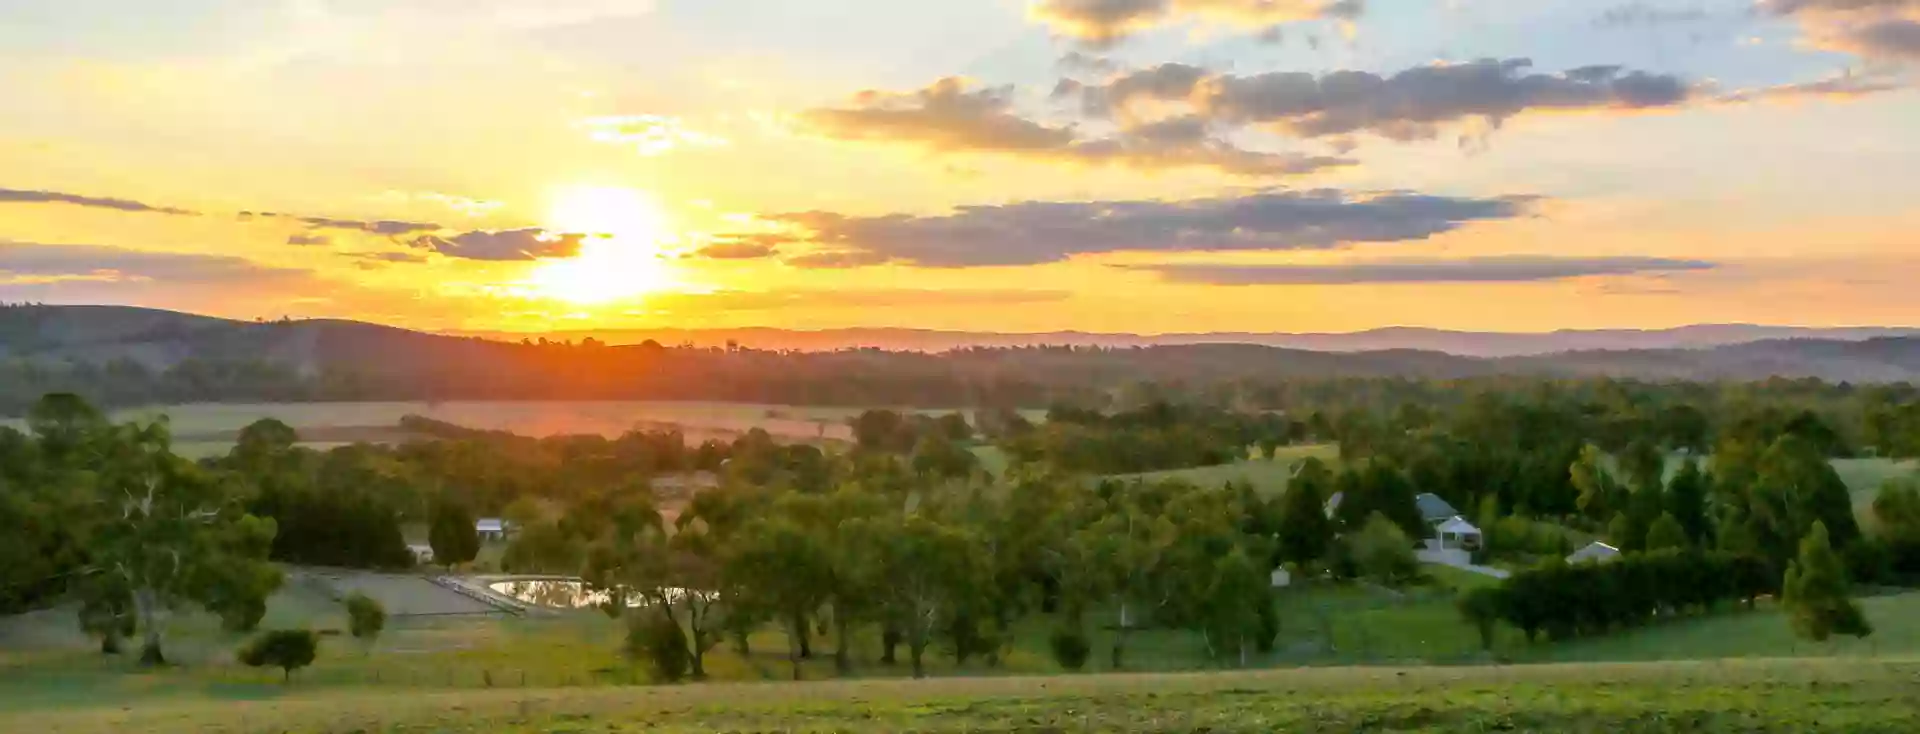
[743,189,1534,268]
[1125,255,1715,285]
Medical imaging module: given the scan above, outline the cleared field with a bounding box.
[1103,444,1341,495]
[11,657,1920,733]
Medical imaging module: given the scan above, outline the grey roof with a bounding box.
[1415,493,1459,521]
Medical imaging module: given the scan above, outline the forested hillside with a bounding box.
[9,304,1920,415]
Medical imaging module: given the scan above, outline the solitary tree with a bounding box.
[1456,586,1504,651]
[239,629,319,683]
[1782,521,1873,643]
[428,499,479,570]
[345,592,386,644]
[1348,512,1418,586]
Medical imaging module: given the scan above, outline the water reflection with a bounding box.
[487,578,705,609]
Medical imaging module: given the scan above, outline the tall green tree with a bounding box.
[1645,513,1688,551]
[1665,458,1711,544]
[89,417,281,665]
[428,499,480,570]
[859,513,987,678]
[1782,521,1872,643]
[1274,458,1335,569]
[726,509,831,681]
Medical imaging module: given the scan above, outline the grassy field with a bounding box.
[1101,444,1341,496]
[1516,590,1920,664]
[9,657,1920,733]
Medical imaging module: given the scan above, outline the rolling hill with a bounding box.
[6,305,1920,415]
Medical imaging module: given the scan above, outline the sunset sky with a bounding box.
[3,0,1919,334]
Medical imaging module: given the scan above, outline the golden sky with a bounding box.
[3,0,1919,334]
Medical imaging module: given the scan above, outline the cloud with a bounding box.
[800,77,1354,177]
[0,187,197,216]
[299,216,443,236]
[1123,255,1716,285]
[0,241,309,295]
[578,115,729,156]
[1058,51,1120,75]
[377,190,504,217]
[1593,3,1710,28]
[751,189,1534,268]
[1760,0,1920,62]
[1076,58,1696,142]
[1714,72,1908,102]
[695,239,781,260]
[1757,0,1920,16]
[287,234,333,246]
[407,229,586,261]
[653,288,1072,311]
[344,251,430,266]
[1028,0,1362,46]
[1821,18,1920,60]
[782,250,894,269]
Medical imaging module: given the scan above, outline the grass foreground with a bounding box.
[9,657,1920,733]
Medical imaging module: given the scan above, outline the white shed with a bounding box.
[1566,541,1622,565]
[1433,515,1483,551]
[475,518,509,542]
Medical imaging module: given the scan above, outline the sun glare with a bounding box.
[526,185,679,305]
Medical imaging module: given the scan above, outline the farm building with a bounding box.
[1323,492,1463,527]
[475,518,510,542]
[1415,493,1460,524]
[1566,541,1622,565]
[407,543,435,564]
[1431,515,1483,551]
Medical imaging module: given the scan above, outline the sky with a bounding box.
[2,0,1919,335]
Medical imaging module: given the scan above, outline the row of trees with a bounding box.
[1461,522,1872,648]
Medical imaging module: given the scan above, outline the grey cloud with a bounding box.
[1715,72,1907,102]
[287,234,333,246]
[0,187,197,216]
[801,77,1351,178]
[654,288,1071,312]
[1058,51,1120,75]
[1030,0,1361,46]
[1835,18,1920,60]
[0,241,307,285]
[757,189,1534,269]
[300,216,442,236]
[345,251,430,265]
[1758,0,1920,15]
[1593,3,1709,27]
[696,239,781,259]
[1081,58,1696,141]
[407,228,585,261]
[1125,255,1715,285]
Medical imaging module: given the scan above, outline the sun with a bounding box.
[525,185,679,305]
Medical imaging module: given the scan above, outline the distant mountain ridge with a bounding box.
[8,306,1920,390]
[451,323,1920,358]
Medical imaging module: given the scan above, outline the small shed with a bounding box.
[407,543,435,564]
[1566,541,1622,565]
[475,518,509,542]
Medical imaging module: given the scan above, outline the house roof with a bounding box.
[475,518,505,532]
[1436,516,1480,535]
[1415,493,1459,521]
[1566,541,1622,563]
